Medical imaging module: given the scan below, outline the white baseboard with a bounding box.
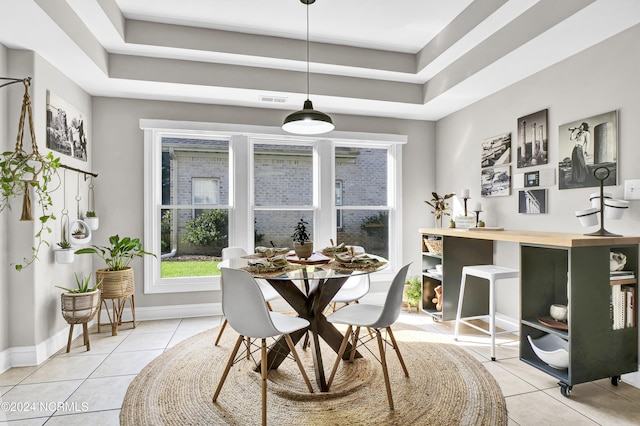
[0,320,95,374]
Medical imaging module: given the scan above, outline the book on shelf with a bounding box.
[611,284,637,329]
[610,270,636,283]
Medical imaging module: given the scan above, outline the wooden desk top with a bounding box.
[419,228,640,248]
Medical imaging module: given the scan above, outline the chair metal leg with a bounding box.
[214,319,228,346]
[453,272,468,341]
[376,330,394,410]
[284,334,314,393]
[213,335,244,402]
[386,327,408,377]
[261,338,267,426]
[327,325,352,388]
[489,278,496,361]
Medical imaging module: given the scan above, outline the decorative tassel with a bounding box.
[20,181,34,221]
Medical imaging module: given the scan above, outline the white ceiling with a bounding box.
[1,0,640,121]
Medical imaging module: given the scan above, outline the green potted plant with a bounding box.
[84,210,99,230]
[404,276,422,313]
[424,192,454,228]
[75,235,155,335]
[291,218,313,259]
[56,273,101,352]
[0,78,61,271]
[54,239,74,264]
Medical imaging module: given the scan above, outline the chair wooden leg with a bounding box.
[349,326,361,362]
[261,338,267,426]
[284,334,314,393]
[246,337,251,360]
[386,327,409,377]
[214,319,228,346]
[328,325,352,389]
[213,335,244,402]
[266,301,273,311]
[376,330,394,410]
[66,324,74,353]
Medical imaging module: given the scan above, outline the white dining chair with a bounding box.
[329,246,369,311]
[213,268,313,426]
[215,247,281,347]
[326,263,411,410]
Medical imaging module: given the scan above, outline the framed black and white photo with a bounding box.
[481,165,511,197]
[517,109,548,168]
[518,189,547,214]
[558,110,618,190]
[46,91,88,161]
[524,171,539,188]
[481,133,511,168]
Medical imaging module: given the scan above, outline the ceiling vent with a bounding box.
[260,95,287,103]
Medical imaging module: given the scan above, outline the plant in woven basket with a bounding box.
[56,273,101,293]
[0,78,61,270]
[75,234,156,270]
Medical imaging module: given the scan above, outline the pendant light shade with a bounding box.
[282,0,334,135]
[282,99,334,134]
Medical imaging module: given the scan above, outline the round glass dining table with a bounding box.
[222,254,388,392]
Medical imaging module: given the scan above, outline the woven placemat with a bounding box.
[121,323,507,425]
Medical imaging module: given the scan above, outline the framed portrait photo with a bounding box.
[46,91,88,161]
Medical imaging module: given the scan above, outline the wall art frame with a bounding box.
[46,90,88,161]
[481,132,511,168]
[481,165,511,197]
[517,108,548,168]
[557,110,618,190]
[518,189,547,214]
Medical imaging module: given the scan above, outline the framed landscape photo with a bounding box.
[558,110,618,190]
[46,91,88,161]
[481,165,511,197]
[519,189,547,214]
[481,133,511,168]
[517,109,548,168]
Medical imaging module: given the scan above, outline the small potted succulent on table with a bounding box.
[292,218,313,259]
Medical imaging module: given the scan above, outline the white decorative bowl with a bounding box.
[527,334,569,370]
[550,304,567,321]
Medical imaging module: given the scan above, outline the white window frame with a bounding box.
[141,120,405,294]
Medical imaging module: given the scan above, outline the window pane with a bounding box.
[336,209,388,259]
[160,208,227,278]
[162,137,229,206]
[335,146,387,206]
[254,210,314,248]
[254,143,313,206]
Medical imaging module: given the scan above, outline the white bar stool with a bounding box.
[453,265,519,361]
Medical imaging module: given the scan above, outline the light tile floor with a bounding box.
[1,311,639,425]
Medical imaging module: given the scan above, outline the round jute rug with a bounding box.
[121,323,507,425]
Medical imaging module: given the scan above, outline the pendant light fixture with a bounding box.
[282,0,334,135]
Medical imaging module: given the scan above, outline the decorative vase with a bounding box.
[434,215,443,228]
[293,241,314,259]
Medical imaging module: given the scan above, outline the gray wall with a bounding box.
[1,49,93,361]
[435,24,640,327]
[92,97,435,308]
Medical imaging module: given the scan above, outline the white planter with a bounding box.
[575,207,598,227]
[69,219,92,246]
[589,192,612,208]
[83,216,99,230]
[55,249,75,264]
[604,199,629,220]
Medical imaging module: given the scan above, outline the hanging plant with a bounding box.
[0,78,61,270]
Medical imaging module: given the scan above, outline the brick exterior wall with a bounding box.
[162,139,388,257]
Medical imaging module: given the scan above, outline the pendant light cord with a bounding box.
[306,1,310,99]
